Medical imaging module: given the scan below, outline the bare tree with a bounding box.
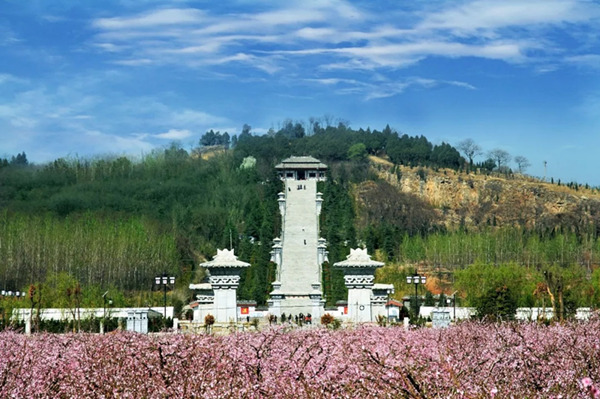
[488,148,512,170]
[514,155,531,173]
[457,139,482,165]
[322,114,334,128]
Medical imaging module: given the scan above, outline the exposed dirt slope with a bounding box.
[368,156,600,233]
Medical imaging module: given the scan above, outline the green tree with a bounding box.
[455,262,539,308]
[431,142,462,169]
[475,285,518,321]
[478,158,496,172]
[438,292,447,307]
[347,143,368,162]
[589,268,600,308]
[10,152,28,166]
[424,290,435,306]
[542,264,587,321]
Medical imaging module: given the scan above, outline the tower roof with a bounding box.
[333,248,384,268]
[199,249,250,268]
[276,156,327,170]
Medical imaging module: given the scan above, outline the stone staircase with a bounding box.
[279,179,320,295]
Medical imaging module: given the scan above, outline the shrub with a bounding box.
[320,313,334,326]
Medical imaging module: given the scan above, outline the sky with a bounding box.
[1,0,599,185]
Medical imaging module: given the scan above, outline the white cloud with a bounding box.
[154,129,193,140]
[305,78,363,86]
[89,2,368,72]
[278,40,525,70]
[447,81,477,90]
[89,0,600,81]
[305,75,475,100]
[0,25,20,46]
[79,129,156,157]
[566,54,600,69]
[0,73,28,85]
[170,109,228,126]
[362,78,476,100]
[94,42,129,52]
[0,103,37,128]
[83,0,600,105]
[113,58,154,66]
[294,27,337,41]
[93,8,206,29]
[0,72,235,162]
[249,8,328,26]
[417,0,593,34]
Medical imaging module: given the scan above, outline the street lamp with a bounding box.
[406,274,426,319]
[451,291,458,322]
[1,290,26,298]
[154,273,175,318]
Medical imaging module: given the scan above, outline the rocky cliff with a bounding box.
[367,157,600,234]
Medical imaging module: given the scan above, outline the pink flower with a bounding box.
[581,377,600,399]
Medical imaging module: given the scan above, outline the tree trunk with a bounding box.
[546,286,556,320]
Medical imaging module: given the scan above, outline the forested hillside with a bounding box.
[1,147,283,308]
[2,121,600,316]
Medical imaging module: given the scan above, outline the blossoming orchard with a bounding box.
[2,320,600,398]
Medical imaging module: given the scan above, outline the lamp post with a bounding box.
[406,274,426,319]
[155,273,175,318]
[385,285,395,323]
[445,291,459,322]
[452,291,458,322]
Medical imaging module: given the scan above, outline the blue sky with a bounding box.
[1,0,599,185]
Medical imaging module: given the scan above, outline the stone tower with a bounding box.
[268,156,328,317]
[333,248,390,323]
[200,249,250,323]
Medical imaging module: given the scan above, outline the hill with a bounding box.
[1,125,600,314]
[368,156,600,234]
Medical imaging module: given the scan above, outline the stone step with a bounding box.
[279,179,321,296]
